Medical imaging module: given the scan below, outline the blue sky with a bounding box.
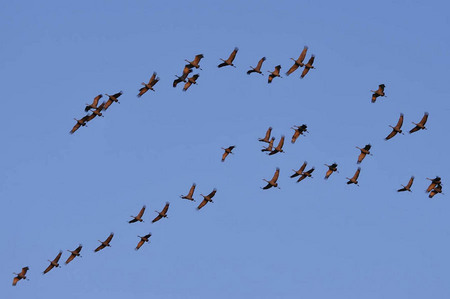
[2,0,450,298]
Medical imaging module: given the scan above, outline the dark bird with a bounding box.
[152,202,169,223]
[297,167,315,183]
[397,176,414,192]
[173,67,192,88]
[185,54,204,70]
[138,72,160,97]
[290,162,307,178]
[286,46,308,76]
[218,47,238,68]
[268,65,282,83]
[268,135,285,155]
[221,145,235,162]
[135,233,152,251]
[371,84,386,103]
[12,267,29,286]
[324,163,339,180]
[43,251,62,274]
[291,162,314,182]
[291,124,308,144]
[85,102,105,122]
[426,176,441,193]
[129,205,146,223]
[262,168,280,189]
[183,74,199,91]
[94,233,114,252]
[65,245,83,265]
[385,113,404,140]
[346,167,361,186]
[258,127,272,143]
[356,144,372,164]
[247,57,266,75]
[261,137,275,152]
[103,91,123,110]
[300,55,315,78]
[197,189,217,210]
[70,115,90,134]
[409,112,429,134]
[181,183,196,201]
[85,94,103,112]
[429,184,443,198]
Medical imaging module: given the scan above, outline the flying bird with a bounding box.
[65,245,83,265]
[247,57,266,75]
[300,55,315,78]
[221,145,235,162]
[173,67,192,87]
[180,183,196,201]
[371,84,386,103]
[12,267,29,286]
[296,167,315,183]
[409,112,429,134]
[290,162,307,178]
[103,91,123,110]
[129,205,146,223]
[291,124,308,143]
[426,176,441,193]
[197,189,217,210]
[185,54,204,70]
[262,168,280,189]
[397,176,414,192]
[268,65,282,83]
[261,137,275,152]
[385,113,404,140]
[85,94,103,112]
[152,202,169,223]
[43,251,62,274]
[85,102,105,122]
[346,167,361,186]
[324,163,339,180]
[268,135,285,155]
[356,144,372,164]
[94,233,114,252]
[429,184,443,198]
[183,74,199,91]
[218,47,238,68]
[286,46,308,76]
[70,115,90,134]
[138,72,160,97]
[135,233,152,250]
[258,127,272,143]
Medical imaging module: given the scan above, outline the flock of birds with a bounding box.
[13,46,443,287]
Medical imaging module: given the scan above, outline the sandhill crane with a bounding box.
[262,168,280,189]
[247,57,266,75]
[346,167,361,186]
[324,163,339,180]
[152,202,169,223]
[409,112,429,134]
[291,124,308,143]
[218,47,238,68]
[356,144,372,164]
[85,94,103,112]
[135,233,152,250]
[429,184,443,198]
[385,113,404,140]
[397,176,414,192]
[12,267,29,286]
[94,233,114,252]
[221,145,235,162]
[261,137,275,152]
[269,135,285,155]
[300,55,315,78]
[173,68,192,87]
[43,251,62,274]
[65,245,83,265]
[426,176,441,193]
[181,183,196,201]
[259,127,272,143]
[85,102,105,122]
[183,74,199,91]
[286,46,308,76]
[197,189,217,210]
[371,84,386,103]
[138,72,160,97]
[268,65,282,83]
[103,91,123,110]
[70,115,90,134]
[297,167,314,183]
[129,205,146,223]
[290,162,307,178]
[185,54,204,70]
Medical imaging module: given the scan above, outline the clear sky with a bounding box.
[2,0,450,298]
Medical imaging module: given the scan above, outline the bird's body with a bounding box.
[261,137,275,152]
[183,74,199,91]
[103,91,123,110]
[356,144,372,164]
[173,68,192,87]
[221,145,235,162]
[286,46,308,76]
[426,176,441,193]
[269,136,285,155]
[65,245,83,265]
[300,55,315,78]
[346,167,361,185]
[135,233,152,250]
[43,251,62,274]
[291,124,308,143]
[409,112,429,134]
[371,84,386,103]
[247,57,266,75]
[129,205,146,223]
[259,127,272,143]
[397,176,414,192]
[197,189,217,210]
[185,54,204,70]
[152,202,169,223]
[290,162,307,178]
[262,168,280,189]
[138,72,160,97]
[181,183,196,201]
[429,184,443,198]
[85,94,103,112]
[324,163,338,180]
[70,115,90,134]
[95,233,114,252]
[268,65,282,83]
[218,47,238,68]
[86,102,105,122]
[385,113,404,140]
[12,267,29,286]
